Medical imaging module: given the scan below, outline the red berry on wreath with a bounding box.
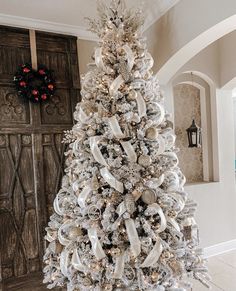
[23,67,30,73]
[20,81,26,87]
[39,69,45,75]
[35,97,39,101]
[41,94,47,100]
[48,84,54,90]
[32,89,38,95]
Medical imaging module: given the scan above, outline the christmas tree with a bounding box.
[43,1,210,290]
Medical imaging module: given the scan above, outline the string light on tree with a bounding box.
[43,1,210,290]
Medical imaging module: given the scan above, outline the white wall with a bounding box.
[166,40,236,249]
[77,39,96,75]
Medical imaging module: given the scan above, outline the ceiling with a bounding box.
[0,0,179,40]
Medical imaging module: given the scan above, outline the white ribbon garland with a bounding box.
[46,231,55,243]
[113,253,125,279]
[125,219,141,258]
[167,217,181,233]
[88,228,106,260]
[53,195,63,216]
[165,171,180,192]
[100,167,124,193]
[60,249,70,277]
[89,136,108,167]
[141,237,163,268]
[58,221,72,246]
[156,135,166,155]
[123,44,135,71]
[145,52,154,72]
[77,185,93,208]
[95,47,113,74]
[120,141,137,162]
[78,107,91,124]
[150,103,165,126]
[109,75,124,96]
[163,152,179,167]
[136,91,147,117]
[144,174,165,189]
[71,248,86,272]
[108,116,125,138]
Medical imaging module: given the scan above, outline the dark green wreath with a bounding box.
[13,63,56,103]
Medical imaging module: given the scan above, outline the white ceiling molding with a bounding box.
[143,0,180,31]
[0,0,179,41]
[0,13,99,41]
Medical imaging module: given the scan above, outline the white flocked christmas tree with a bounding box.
[43,1,210,290]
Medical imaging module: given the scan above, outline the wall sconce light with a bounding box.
[186,119,202,148]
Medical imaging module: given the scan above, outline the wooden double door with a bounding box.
[0,26,80,284]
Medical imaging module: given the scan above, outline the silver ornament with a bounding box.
[145,127,159,140]
[88,205,101,220]
[141,189,156,204]
[138,155,152,167]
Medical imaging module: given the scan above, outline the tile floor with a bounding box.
[190,250,236,291]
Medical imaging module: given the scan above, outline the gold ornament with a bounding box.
[168,259,184,276]
[151,272,159,282]
[132,189,142,201]
[87,128,96,136]
[168,210,177,218]
[127,90,137,100]
[103,283,113,291]
[141,189,156,204]
[138,155,152,167]
[91,174,100,190]
[89,262,100,272]
[110,247,121,258]
[68,227,83,240]
[145,127,159,140]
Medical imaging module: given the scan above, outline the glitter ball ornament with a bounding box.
[141,189,156,204]
[68,227,83,240]
[138,154,152,167]
[127,89,137,100]
[145,127,159,140]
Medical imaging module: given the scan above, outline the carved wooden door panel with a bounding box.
[0,27,80,284]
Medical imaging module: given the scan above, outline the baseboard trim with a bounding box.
[203,239,236,258]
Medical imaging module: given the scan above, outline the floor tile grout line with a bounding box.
[216,257,236,270]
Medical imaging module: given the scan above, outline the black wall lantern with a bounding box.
[186,119,202,148]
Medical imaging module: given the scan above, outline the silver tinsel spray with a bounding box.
[43,1,210,290]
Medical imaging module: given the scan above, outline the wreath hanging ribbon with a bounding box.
[13,63,56,103]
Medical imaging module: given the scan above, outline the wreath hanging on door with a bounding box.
[13,63,56,103]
